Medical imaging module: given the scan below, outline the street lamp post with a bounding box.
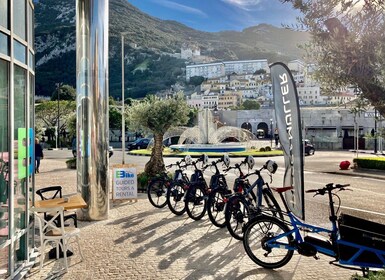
[55,82,62,149]
[374,109,377,154]
[270,119,273,148]
[121,32,131,164]
[121,34,125,164]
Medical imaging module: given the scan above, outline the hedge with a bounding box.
[353,157,385,170]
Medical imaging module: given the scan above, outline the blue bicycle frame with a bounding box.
[264,184,385,269]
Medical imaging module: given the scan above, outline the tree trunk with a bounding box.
[144,133,165,176]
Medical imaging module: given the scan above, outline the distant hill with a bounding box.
[34,0,310,99]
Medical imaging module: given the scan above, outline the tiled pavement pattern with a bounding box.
[26,158,358,280]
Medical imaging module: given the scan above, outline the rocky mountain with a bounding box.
[34,0,310,98]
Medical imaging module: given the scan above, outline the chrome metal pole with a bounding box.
[121,34,125,164]
[76,0,109,220]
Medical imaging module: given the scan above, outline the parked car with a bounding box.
[127,138,150,150]
[304,139,315,156]
[256,129,265,139]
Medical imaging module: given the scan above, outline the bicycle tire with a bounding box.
[185,185,207,220]
[147,180,168,208]
[167,181,187,215]
[225,195,250,240]
[207,189,228,228]
[262,189,284,220]
[243,215,294,269]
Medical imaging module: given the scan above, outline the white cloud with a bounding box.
[153,0,208,17]
[221,0,263,11]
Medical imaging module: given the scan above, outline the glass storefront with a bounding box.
[0,0,35,278]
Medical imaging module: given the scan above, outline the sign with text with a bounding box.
[112,164,137,200]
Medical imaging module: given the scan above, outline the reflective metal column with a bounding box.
[76,0,109,220]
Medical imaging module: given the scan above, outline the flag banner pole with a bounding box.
[270,62,305,220]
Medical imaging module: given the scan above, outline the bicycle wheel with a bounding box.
[262,189,284,220]
[225,195,250,240]
[147,180,168,208]
[167,181,187,216]
[185,185,207,220]
[243,215,294,269]
[207,189,228,228]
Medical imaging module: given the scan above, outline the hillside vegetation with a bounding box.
[34,0,310,98]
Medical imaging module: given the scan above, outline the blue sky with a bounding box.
[127,0,300,32]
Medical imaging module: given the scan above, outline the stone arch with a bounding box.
[257,122,268,138]
[241,122,252,132]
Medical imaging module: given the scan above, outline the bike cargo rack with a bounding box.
[338,214,385,267]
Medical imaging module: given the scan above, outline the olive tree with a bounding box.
[51,84,76,101]
[128,94,189,175]
[281,0,385,116]
[35,100,76,140]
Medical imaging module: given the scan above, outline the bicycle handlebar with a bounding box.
[306,183,351,195]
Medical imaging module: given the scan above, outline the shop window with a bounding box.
[13,66,27,235]
[0,32,9,56]
[13,0,26,40]
[14,40,26,64]
[0,0,8,29]
[0,60,9,245]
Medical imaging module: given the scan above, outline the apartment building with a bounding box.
[186,62,225,81]
[186,59,268,81]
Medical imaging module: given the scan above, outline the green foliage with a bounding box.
[109,49,186,99]
[137,172,150,192]
[186,108,198,127]
[259,147,266,152]
[67,115,76,139]
[35,100,76,135]
[51,84,76,101]
[353,157,385,170]
[189,76,205,86]
[128,94,189,135]
[36,51,76,96]
[34,0,309,100]
[254,69,266,75]
[265,146,272,151]
[109,107,123,130]
[351,269,385,280]
[65,158,76,169]
[242,99,261,110]
[282,0,385,117]
[128,94,190,175]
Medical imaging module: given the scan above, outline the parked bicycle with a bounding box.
[204,155,232,227]
[147,156,190,208]
[183,154,211,220]
[167,155,207,216]
[225,157,282,240]
[243,183,385,276]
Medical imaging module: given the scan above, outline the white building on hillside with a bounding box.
[186,59,268,81]
[223,59,269,75]
[186,62,225,81]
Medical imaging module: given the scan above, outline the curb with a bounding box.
[320,170,385,181]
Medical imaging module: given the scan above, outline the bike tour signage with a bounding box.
[112,164,137,200]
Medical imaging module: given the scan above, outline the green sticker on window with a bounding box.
[18,128,27,179]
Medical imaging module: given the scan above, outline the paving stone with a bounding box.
[27,158,358,280]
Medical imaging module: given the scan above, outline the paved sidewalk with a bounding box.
[25,155,381,280]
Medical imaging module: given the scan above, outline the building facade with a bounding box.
[223,59,268,75]
[186,59,269,81]
[186,62,225,81]
[0,0,36,278]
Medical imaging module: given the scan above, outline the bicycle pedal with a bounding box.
[314,255,320,260]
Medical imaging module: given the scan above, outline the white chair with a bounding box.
[31,206,83,272]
